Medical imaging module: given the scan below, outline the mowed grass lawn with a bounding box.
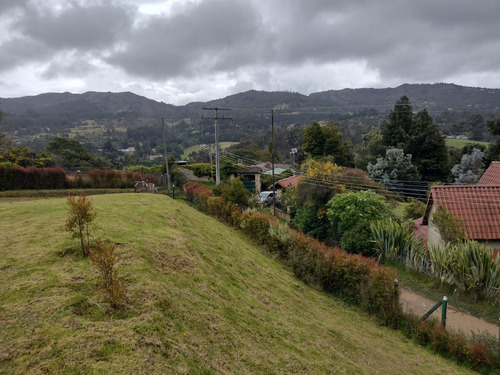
[0,194,474,374]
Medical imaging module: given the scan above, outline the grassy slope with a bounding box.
[0,194,473,374]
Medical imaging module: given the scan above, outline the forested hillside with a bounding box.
[1,83,499,156]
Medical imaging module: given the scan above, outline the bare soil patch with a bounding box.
[400,287,499,338]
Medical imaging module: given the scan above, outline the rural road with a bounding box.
[400,287,499,339]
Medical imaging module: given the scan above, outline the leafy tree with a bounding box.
[65,194,97,257]
[432,204,467,244]
[409,109,449,181]
[485,117,500,163]
[47,137,111,170]
[303,121,354,166]
[327,190,390,256]
[355,128,386,170]
[303,121,325,158]
[291,160,343,240]
[291,205,332,241]
[403,198,426,220]
[451,148,484,184]
[367,148,419,184]
[380,97,449,181]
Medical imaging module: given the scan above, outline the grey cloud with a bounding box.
[41,58,95,79]
[259,0,500,86]
[17,2,135,51]
[108,0,265,79]
[0,0,28,13]
[0,38,50,71]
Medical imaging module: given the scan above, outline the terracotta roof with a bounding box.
[478,161,500,185]
[423,185,500,240]
[268,174,300,190]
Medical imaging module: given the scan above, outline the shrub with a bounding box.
[415,319,434,346]
[327,190,390,255]
[90,241,126,308]
[292,205,333,241]
[371,219,427,272]
[87,169,123,188]
[240,211,272,245]
[432,204,467,244]
[429,323,450,354]
[0,165,68,190]
[217,177,252,207]
[428,241,500,300]
[65,193,97,257]
[363,265,400,324]
[184,163,213,177]
[340,221,375,257]
[448,333,471,363]
[403,198,426,220]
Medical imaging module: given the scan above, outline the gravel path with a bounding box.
[400,287,499,338]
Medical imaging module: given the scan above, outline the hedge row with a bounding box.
[184,182,400,325]
[184,181,498,371]
[0,166,161,190]
[0,166,67,190]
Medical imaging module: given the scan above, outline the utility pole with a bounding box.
[209,144,214,182]
[202,107,232,185]
[162,117,171,190]
[271,110,276,216]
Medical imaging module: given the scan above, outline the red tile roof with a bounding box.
[478,161,500,185]
[423,185,500,240]
[268,174,300,190]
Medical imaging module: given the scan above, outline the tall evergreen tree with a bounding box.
[380,97,449,181]
[410,109,449,181]
[380,96,413,148]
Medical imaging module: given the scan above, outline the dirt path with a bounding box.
[400,287,499,339]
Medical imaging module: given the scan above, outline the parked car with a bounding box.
[257,191,275,206]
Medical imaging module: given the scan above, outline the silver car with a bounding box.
[257,191,275,206]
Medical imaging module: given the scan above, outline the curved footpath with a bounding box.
[400,287,499,339]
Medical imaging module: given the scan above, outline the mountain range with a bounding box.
[1,83,499,151]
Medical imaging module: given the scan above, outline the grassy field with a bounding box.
[445,138,489,149]
[182,142,238,159]
[0,194,475,374]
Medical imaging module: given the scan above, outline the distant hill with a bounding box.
[1,83,499,152]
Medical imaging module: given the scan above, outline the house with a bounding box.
[477,161,500,185]
[119,147,136,153]
[420,185,500,254]
[267,174,300,195]
[237,163,293,193]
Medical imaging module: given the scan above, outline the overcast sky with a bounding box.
[1,0,500,105]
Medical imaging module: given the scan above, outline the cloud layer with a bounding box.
[1,0,500,104]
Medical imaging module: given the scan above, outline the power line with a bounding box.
[202,107,232,185]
